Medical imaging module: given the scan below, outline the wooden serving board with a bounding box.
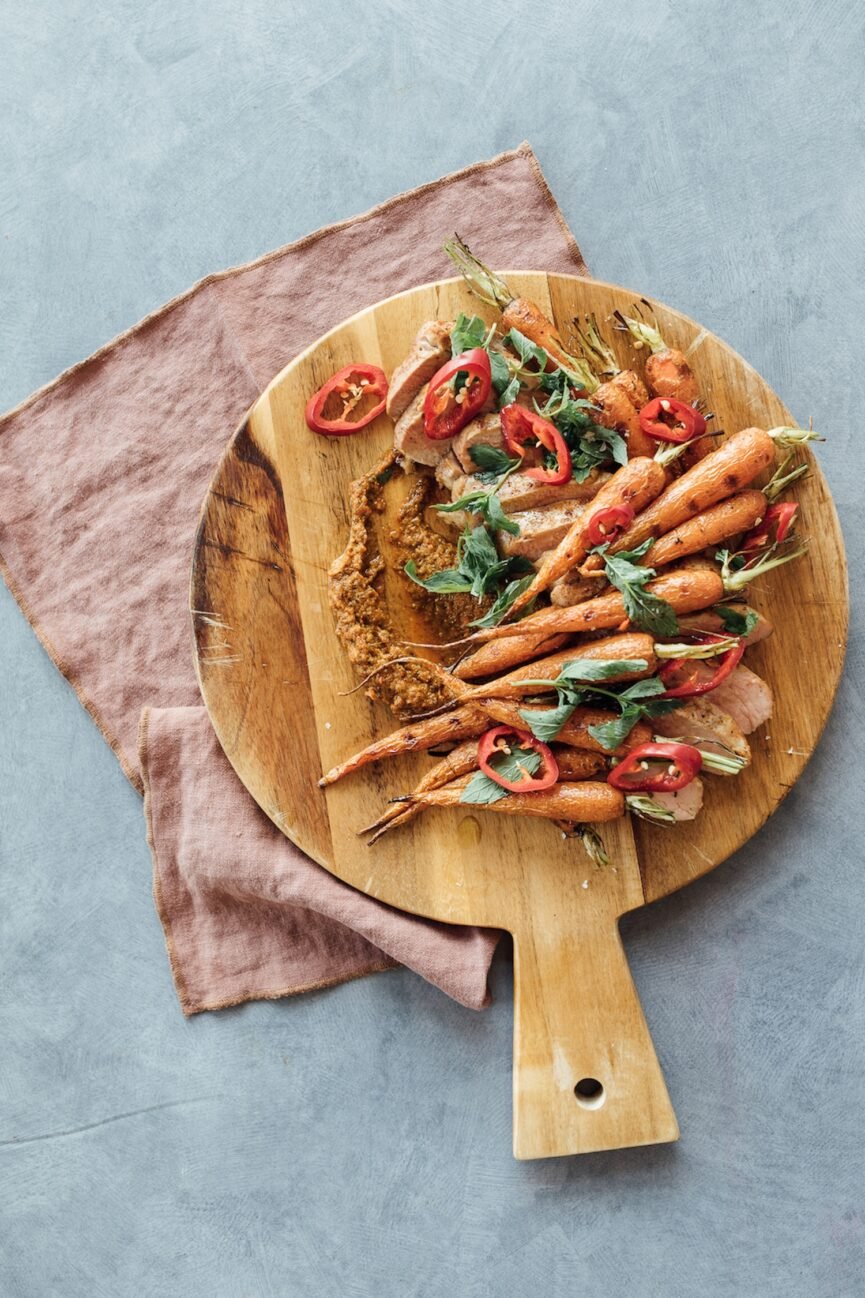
[191,274,848,1159]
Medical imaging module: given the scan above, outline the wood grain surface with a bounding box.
[191,274,847,1159]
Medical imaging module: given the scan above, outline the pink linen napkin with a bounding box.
[0,143,589,1013]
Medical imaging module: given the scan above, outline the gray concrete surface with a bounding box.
[1,2,863,1294]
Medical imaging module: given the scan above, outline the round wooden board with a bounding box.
[191,274,848,1158]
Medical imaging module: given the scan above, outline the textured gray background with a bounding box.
[1,2,863,1295]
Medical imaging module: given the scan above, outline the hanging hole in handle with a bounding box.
[574,1077,605,1110]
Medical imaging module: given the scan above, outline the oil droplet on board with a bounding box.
[458,815,482,847]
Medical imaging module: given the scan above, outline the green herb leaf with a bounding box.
[469,443,520,479]
[616,677,667,702]
[595,540,679,637]
[403,560,471,594]
[587,707,643,751]
[450,313,488,356]
[488,349,511,394]
[451,313,512,395]
[486,490,521,536]
[601,538,654,567]
[437,488,521,536]
[519,699,579,743]
[470,574,535,629]
[489,744,542,784]
[505,327,550,370]
[499,375,521,407]
[516,662,683,750]
[459,742,542,804]
[713,605,759,637]
[620,585,680,637]
[460,771,510,804]
[537,387,627,477]
[408,518,531,612]
[557,657,650,684]
[458,525,508,597]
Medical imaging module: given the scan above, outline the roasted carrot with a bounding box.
[366,744,607,842]
[443,236,586,375]
[593,377,657,459]
[500,298,577,372]
[572,315,655,455]
[452,631,569,682]
[616,310,700,404]
[642,491,767,569]
[616,309,712,465]
[554,749,609,779]
[319,704,490,786]
[581,427,775,574]
[363,739,482,841]
[504,456,667,620]
[573,315,649,409]
[608,368,649,410]
[456,631,656,696]
[645,349,700,407]
[620,306,711,464]
[470,564,725,644]
[398,775,625,823]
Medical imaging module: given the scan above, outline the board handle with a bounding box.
[512,914,679,1159]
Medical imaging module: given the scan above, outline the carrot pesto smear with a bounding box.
[327,454,468,718]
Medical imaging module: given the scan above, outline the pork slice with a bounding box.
[386,320,453,420]
[393,387,452,467]
[435,451,467,497]
[647,777,704,822]
[477,468,611,514]
[452,412,507,474]
[452,409,545,476]
[498,500,589,561]
[652,698,751,767]
[699,664,773,734]
[657,657,773,737]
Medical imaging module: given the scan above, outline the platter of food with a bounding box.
[191,243,847,1158]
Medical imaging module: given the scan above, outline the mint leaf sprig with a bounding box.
[503,327,599,396]
[467,442,521,483]
[435,441,522,534]
[712,605,759,637]
[537,384,628,482]
[514,657,682,749]
[436,486,520,536]
[449,313,512,397]
[405,525,531,601]
[591,539,679,637]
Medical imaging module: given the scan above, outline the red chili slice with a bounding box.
[585,503,635,547]
[500,404,572,485]
[305,363,388,436]
[422,348,492,441]
[477,726,559,793]
[742,501,798,551]
[638,397,707,444]
[659,636,746,699]
[608,741,702,793]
